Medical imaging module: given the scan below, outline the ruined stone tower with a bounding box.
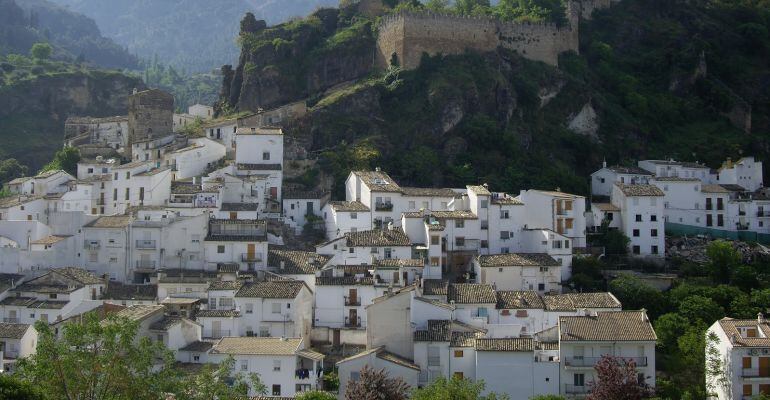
[127,88,174,158]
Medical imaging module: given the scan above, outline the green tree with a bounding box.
[178,357,265,400]
[677,295,724,325]
[30,43,52,60]
[653,313,690,353]
[412,377,509,400]
[608,274,666,318]
[0,158,27,188]
[454,0,491,15]
[566,256,605,291]
[706,240,741,284]
[530,396,566,400]
[296,391,337,400]
[597,225,630,256]
[344,366,410,400]
[0,375,46,400]
[425,0,451,12]
[39,147,80,176]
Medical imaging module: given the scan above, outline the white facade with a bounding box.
[707,315,770,400]
[611,183,666,257]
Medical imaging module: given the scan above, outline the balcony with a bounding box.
[344,316,361,328]
[739,210,747,216]
[84,242,100,250]
[564,384,590,395]
[241,254,264,263]
[96,199,106,206]
[448,239,480,252]
[375,202,393,211]
[2,318,19,323]
[737,223,750,231]
[564,356,647,368]
[135,260,157,270]
[135,240,156,249]
[742,368,770,378]
[344,296,361,306]
[758,211,770,217]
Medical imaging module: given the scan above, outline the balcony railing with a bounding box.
[135,260,157,269]
[344,316,361,328]
[758,211,770,217]
[564,356,648,368]
[564,384,590,394]
[739,210,747,216]
[2,318,19,323]
[375,202,393,211]
[203,329,232,339]
[84,242,100,250]
[737,223,750,231]
[742,368,770,378]
[344,296,361,306]
[706,204,713,210]
[241,254,264,262]
[135,240,156,249]
[449,239,480,252]
[96,199,106,206]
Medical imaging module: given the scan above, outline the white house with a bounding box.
[472,253,561,294]
[234,279,314,340]
[282,189,328,234]
[611,183,665,257]
[336,346,420,399]
[177,336,324,397]
[316,227,413,266]
[517,190,587,249]
[558,310,657,396]
[715,157,764,191]
[0,322,37,373]
[163,137,226,180]
[590,163,653,197]
[188,104,214,120]
[706,315,770,400]
[322,201,372,238]
[204,219,268,272]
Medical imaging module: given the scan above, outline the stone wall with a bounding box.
[127,89,174,158]
[375,0,613,70]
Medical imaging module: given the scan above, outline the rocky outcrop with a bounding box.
[219,8,375,113]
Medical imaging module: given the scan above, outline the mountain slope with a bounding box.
[45,0,338,72]
[3,0,138,69]
[221,0,770,198]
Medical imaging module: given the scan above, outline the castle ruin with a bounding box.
[375,0,616,70]
[127,88,174,158]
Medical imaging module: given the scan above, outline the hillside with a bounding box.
[0,54,143,171]
[1,0,138,69]
[221,0,770,198]
[45,0,338,73]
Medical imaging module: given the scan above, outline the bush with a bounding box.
[30,43,52,60]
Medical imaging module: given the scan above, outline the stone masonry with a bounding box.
[127,89,174,158]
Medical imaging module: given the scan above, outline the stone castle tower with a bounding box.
[127,88,174,158]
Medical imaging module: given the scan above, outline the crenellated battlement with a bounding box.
[375,0,615,70]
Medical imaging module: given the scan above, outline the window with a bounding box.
[217,245,225,254]
[408,201,415,209]
[87,168,93,173]
[454,350,464,358]
[125,172,130,180]
[650,214,657,222]
[552,241,562,249]
[481,240,488,249]
[271,303,281,314]
[633,245,640,255]
[651,245,659,254]
[49,293,57,299]
[259,326,270,337]
[707,214,713,227]
[476,307,488,318]
[500,231,510,240]
[273,360,281,371]
[455,237,465,247]
[455,220,464,228]
[500,210,509,219]
[384,248,392,259]
[125,188,130,200]
[430,257,440,267]
[574,373,585,387]
[240,360,248,371]
[744,384,753,397]
[431,236,439,245]
[157,334,163,342]
[635,214,642,222]
[427,346,440,366]
[564,240,570,248]
[538,283,545,291]
[350,212,357,219]
[480,199,488,208]
[244,303,254,314]
[113,188,117,201]
[501,247,509,254]
[349,247,354,254]
[262,152,270,160]
[633,229,640,237]
[272,385,281,396]
[717,214,724,227]
[193,355,200,362]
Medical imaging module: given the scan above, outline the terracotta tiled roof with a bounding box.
[376,350,421,370]
[607,165,652,175]
[179,340,215,352]
[30,235,71,245]
[0,323,31,339]
[654,176,700,182]
[414,320,450,342]
[429,210,478,220]
[315,276,374,286]
[236,163,282,171]
[104,282,157,300]
[701,184,730,193]
[211,337,302,355]
[400,187,456,197]
[344,228,411,247]
[475,338,534,351]
[208,280,245,291]
[353,171,401,192]
[614,183,665,197]
[221,203,259,212]
[559,311,657,342]
[717,318,770,347]
[111,305,165,322]
[496,291,545,309]
[236,280,305,298]
[592,203,621,212]
[196,310,241,318]
[149,316,184,331]
[269,250,330,275]
[16,268,104,293]
[422,280,448,296]
[467,185,491,196]
[451,332,481,347]
[283,188,327,199]
[478,253,560,267]
[414,296,454,310]
[543,292,621,311]
[328,201,370,212]
[447,283,497,304]
[373,259,424,268]
[84,215,133,228]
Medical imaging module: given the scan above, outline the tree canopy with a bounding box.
[411,377,509,400]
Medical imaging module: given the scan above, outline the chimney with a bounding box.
[602,159,607,168]
[280,261,285,270]
[132,88,138,95]
[731,333,739,345]
[375,167,381,172]
[759,312,766,324]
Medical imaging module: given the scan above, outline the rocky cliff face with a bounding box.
[0,70,144,170]
[220,8,375,112]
